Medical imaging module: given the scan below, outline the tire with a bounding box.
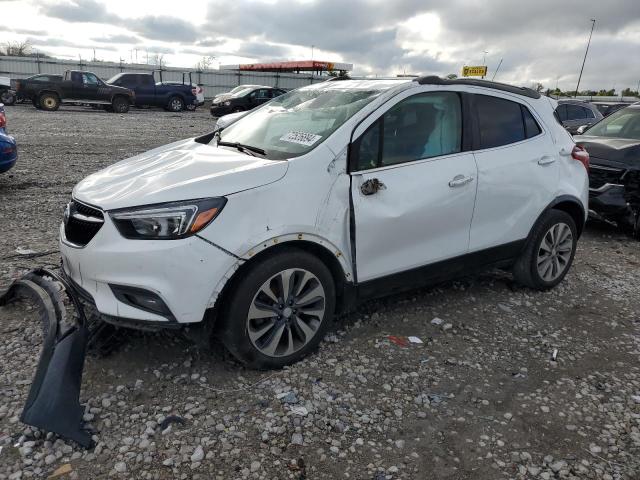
[1,90,16,106]
[111,96,129,113]
[186,104,196,111]
[219,249,336,369]
[167,96,185,112]
[513,209,577,290]
[39,93,59,111]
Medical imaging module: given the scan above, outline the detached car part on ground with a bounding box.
[576,104,640,237]
[5,76,589,447]
[0,103,18,173]
[15,70,134,113]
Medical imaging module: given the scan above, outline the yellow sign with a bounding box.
[462,66,488,77]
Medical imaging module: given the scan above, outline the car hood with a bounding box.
[73,138,288,210]
[213,94,233,103]
[576,136,640,166]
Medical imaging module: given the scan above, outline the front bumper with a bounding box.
[210,104,233,117]
[59,214,237,326]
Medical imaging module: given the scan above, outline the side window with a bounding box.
[476,95,525,148]
[352,92,462,170]
[140,75,154,86]
[82,73,99,85]
[556,104,568,122]
[70,72,81,83]
[522,106,542,138]
[565,104,586,120]
[584,107,595,119]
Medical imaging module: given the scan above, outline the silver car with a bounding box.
[556,100,603,134]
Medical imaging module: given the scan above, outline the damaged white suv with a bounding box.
[60,76,589,368]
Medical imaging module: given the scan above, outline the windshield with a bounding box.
[231,87,254,97]
[106,73,123,84]
[218,84,392,160]
[586,107,640,140]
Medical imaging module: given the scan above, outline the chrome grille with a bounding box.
[64,200,104,247]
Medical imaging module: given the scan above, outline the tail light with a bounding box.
[192,87,198,95]
[0,112,5,129]
[572,145,589,171]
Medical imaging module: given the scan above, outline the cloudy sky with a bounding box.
[2,0,640,91]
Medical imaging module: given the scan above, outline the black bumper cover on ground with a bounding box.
[0,268,93,448]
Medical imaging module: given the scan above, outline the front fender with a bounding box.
[205,232,353,309]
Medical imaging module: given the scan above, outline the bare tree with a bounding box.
[194,55,216,71]
[149,53,165,67]
[2,40,32,57]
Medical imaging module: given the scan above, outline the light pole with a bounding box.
[574,18,596,98]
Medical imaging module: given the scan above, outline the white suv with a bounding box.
[60,76,589,368]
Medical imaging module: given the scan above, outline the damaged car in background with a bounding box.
[575,104,640,237]
[1,76,589,447]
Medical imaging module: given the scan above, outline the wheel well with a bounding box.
[39,90,59,99]
[112,94,129,104]
[205,240,350,328]
[551,200,585,237]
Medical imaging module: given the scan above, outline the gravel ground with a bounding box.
[1,104,640,479]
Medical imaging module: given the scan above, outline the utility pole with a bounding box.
[491,58,503,81]
[574,18,596,98]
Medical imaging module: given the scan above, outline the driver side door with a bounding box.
[350,89,478,285]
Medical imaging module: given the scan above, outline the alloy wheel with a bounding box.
[246,268,325,358]
[170,98,183,111]
[536,222,573,282]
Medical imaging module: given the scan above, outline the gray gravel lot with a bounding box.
[1,104,640,479]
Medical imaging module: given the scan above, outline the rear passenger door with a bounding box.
[469,93,557,252]
[136,75,156,106]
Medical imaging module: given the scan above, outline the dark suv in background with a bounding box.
[556,99,603,134]
[210,86,286,116]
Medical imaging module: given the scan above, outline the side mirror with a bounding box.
[575,125,588,135]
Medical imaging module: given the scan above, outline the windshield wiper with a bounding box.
[217,141,266,157]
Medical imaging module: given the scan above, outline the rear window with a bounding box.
[476,95,525,149]
[476,95,541,149]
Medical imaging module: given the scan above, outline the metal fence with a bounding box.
[0,56,326,99]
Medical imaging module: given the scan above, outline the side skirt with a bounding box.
[354,239,526,302]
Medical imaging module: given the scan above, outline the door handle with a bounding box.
[538,156,556,165]
[360,178,386,195]
[448,175,474,188]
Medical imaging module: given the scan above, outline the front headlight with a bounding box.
[223,100,231,106]
[110,198,226,240]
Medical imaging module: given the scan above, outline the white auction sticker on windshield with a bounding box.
[280,131,322,146]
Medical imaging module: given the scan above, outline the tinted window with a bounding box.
[565,104,587,120]
[522,106,542,138]
[476,95,525,148]
[584,107,595,119]
[353,92,462,170]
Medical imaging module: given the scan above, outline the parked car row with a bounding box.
[12,71,205,113]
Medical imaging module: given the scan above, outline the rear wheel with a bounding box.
[111,96,129,113]
[1,90,16,106]
[513,210,577,290]
[39,93,59,111]
[219,249,335,369]
[167,96,184,112]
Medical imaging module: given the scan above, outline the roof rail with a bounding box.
[413,76,541,99]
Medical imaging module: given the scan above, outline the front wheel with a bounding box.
[219,249,336,369]
[111,96,129,113]
[513,210,577,290]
